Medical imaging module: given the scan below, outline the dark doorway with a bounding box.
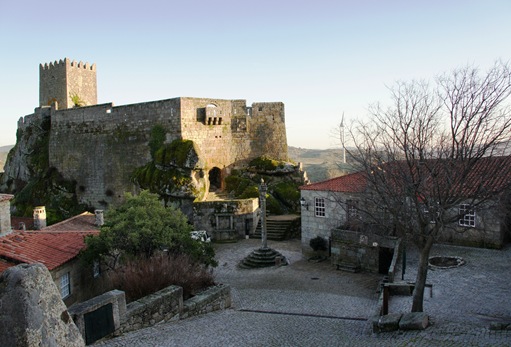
[209,167,222,191]
[379,247,394,274]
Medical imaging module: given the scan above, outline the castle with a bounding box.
[9,58,288,213]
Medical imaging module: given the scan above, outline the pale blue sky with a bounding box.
[1,0,510,148]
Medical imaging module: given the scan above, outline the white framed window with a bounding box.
[459,204,476,227]
[60,272,71,299]
[315,197,325,217]
[93,261,101,278]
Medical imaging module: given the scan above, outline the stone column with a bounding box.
[259,179,268,249]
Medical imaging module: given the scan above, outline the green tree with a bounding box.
[81,190,216,270]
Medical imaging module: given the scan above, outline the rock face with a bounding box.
[0,263,85,347]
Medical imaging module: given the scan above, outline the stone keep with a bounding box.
[40,58,97,109]
[9,59,289,209]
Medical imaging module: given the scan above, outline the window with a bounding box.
[346,200,359,220]
[421,203,439,224]
[93,261,101,278]
[315,197,325,217]
[459,204,476,227]
[60,272,71,298]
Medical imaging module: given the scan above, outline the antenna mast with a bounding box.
[340,113,346,164]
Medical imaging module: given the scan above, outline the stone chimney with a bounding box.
[0,194,14,236]
[33,206,47,230]
[95,210,104,227]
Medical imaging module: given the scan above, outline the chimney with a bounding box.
[0,194,14,236]
[33,206,47,230]
[95,210,104,227]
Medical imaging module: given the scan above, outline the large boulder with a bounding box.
[0,263,85,347]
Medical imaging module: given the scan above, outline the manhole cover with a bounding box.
[428,256,465,269]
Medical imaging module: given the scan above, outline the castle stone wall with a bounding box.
[180,97,236,169]
[248,102,288,161]
[49,99,182,207]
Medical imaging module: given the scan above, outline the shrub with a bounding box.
[109,253,215,302]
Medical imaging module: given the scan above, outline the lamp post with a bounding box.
[259,179,268,249]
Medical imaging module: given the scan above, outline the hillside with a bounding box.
[0,145,13,172]
[288,146,353,183]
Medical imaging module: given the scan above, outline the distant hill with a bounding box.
[0,143,345,180]
[0,145,13,172]
[288,146,353,183]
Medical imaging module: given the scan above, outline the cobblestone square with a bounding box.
[96,239,511,346]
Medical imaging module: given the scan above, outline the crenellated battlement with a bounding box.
[39,58,97,109]
[40,58,96,71]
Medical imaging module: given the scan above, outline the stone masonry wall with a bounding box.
[40,58,97,109]
[69,285,231,342]
[49,99,182,207]
[193,198,259,241]
[180,97,237,169]
[248,102,287,162]
[300,190,347,257]
[121,285,183,334]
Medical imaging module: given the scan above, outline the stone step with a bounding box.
[239,247,287,269]
[252,218,295,241]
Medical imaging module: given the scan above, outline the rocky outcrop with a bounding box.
[0,263,84,347]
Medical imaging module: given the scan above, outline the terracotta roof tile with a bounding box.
[300,171,367,193]
[300,156,511,196]
[43,212,97,232]
[0,230,98,271]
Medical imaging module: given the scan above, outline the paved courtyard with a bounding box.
[96,238,511,346]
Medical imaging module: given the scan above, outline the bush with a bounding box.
[109,253,215,302]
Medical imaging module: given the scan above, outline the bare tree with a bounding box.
[346,61,511,312]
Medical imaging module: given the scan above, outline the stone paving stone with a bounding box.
[95,239,511,347]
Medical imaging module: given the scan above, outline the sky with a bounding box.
[0,0,510,149]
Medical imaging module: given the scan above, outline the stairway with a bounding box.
[239,247,287,269]
[252,216,298,241]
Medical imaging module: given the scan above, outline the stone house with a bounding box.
[300,156,511,268]
[0,197,100,306]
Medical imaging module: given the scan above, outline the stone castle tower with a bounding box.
[39,58,97,109]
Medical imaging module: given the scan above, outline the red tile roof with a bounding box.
[300,171,367,193]
[300,156,511,196]
[43,212,97,232]
[0,212,99,272]
[0,230,98,271]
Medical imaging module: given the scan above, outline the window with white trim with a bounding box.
[459,204,475,227]
[314,197,325,217]
[93,261,101,278]
[60,272,71,298]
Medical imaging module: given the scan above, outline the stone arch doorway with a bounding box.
[209,167,222,191]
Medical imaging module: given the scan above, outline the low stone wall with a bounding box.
[69,289,126,342]
[120,285,183,334]
[69,284,231,344]
[181,284,231,319]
